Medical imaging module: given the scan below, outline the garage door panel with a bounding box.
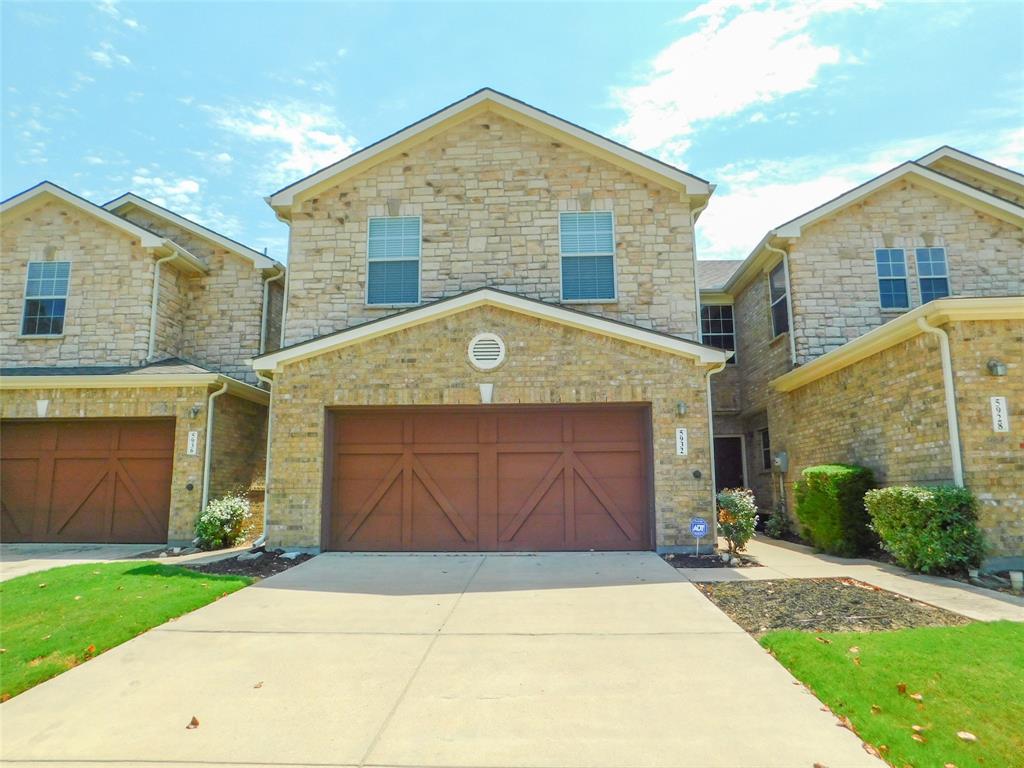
[329,407,651,552]
[334,413,405,445]
[0,419,173,544]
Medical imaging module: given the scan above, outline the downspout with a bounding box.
[917,316,965,486]
[689,198,710,342]
[252,372,275,548]
[279,262,291,349]
[259,269,285,354]
[147,253,176,361]
[764,242,798,367]
[705,361,728,528]
[200,381,229,511]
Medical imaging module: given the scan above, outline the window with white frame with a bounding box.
[759,429,772,472]
[559,211,616,301]
[366,216,421,305]
[768,262,789,336]
[916,247,950,303]
[875,248,910,310]
[22,261,71,335]
[700,304,737,363]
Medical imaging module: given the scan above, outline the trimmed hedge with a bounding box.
[865,485,985,574]
[793,464,876,556]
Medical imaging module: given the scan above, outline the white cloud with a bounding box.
[88,42,131,68]
[84,155,105,165]
[336,48,348,57]
[95,1,143,31]
[697,128,1024,261]
[206,101,358,187]
[130,168,202,209]
[213,152,233,164]
[612,0,882,160]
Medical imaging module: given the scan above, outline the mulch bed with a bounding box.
[696,577,971,636]
[661,552,759,568]
[185,550,315,579]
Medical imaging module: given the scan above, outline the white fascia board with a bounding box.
[917,146,1024,187]
[105,193,282,271]
[1,182,165,248]
[160,240,209,274]
[0,372,269,404]
[266,89,711,208]
[254,289,730,373]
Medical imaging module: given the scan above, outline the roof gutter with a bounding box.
[916,316,964,486]
[147,254,176,361]
[252,372,275,548]
[704,361,727,531]
[689,198,711,342]
[0,372,270,404]
[201,382,229,511]
[260,268,286,354]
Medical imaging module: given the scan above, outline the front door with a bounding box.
[714,436,745,494]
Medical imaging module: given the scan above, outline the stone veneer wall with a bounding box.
[786,180,1024,363]
[771,318,1023,559]
[926,158,1024,206]
[1,200,157,367]
[0,385,212,541]
[266,305,715,549]
[283,110,700,345]
[209,393,268,536]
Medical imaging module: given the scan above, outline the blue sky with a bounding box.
[3,1,1022,263]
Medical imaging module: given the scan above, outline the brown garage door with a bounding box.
[328,406,652,551]
[1,419,174,543]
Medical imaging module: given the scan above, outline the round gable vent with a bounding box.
[468,333,506,370]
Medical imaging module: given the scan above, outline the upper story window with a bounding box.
[559,211,616,302]
[875,248,910,310]
[759,428,772,472]
[22,261,71,336]
[768,262,789,336]
[916,247,950,303]
[700,304,737,363]
[366,216,421,305]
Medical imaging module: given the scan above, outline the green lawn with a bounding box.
[0,561,250,700]
[762,622,1024,768]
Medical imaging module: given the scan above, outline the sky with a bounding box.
[3,0,1022,264]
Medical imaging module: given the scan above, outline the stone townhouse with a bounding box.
[0,182,284,544]
[252,88,730,552]
[696,147,1024,566]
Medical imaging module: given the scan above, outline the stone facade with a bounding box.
[771,318,1023,559]
[266,305,714,549]
[283,110,700,346]
[209,393,269,538]
[926,158,1024,206]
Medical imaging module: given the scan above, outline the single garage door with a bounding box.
[1,419,174,543]
[328,406,652,551]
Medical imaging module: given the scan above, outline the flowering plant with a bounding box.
[716,488,758,554]
[194,493,251,550]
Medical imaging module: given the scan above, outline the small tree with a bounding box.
[194,492,251,551]
[717,488,758,554]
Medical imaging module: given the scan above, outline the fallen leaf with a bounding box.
[813,763,829,768]
[0,648,5,654]
[848,646,860,654]
[944,763,957,768]
[38,583,46,588]
[878,744,889,755]
[862,742,881,758]
[816,636,832,644]
[186,716,200,730]
[911,733,926,743]
[253,681,263,689]
[897,682,907,695]
[909,693,924,702]
[956,731,977,742]
[74,595,82,601]
[870,705,881,715]
[837,715,854,731]
[912,725,925,733]
[0,693,10,703]
[852,657,862,666]
[84,644,96,656]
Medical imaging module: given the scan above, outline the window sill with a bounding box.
[560,298,619,305]
[17,333,65,340]
[364,302,421,309]
[768,331,789,348]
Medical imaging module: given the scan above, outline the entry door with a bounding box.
[714,436,745,493]
[328,406,653,552]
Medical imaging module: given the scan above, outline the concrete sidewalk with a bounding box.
[0,552,881,768]
[674,536,1024,622]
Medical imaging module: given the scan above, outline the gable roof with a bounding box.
[697,260,743,291]
[722,160,1024,295]
[104,192,282,271]
[917,145,1024,189]
[253,287,730,373]
[0,181,208,274]
[266,88,713,217]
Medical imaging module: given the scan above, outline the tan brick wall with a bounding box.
[733,266,793,416]
[0,385,213,541]
[283,110,700,345]
[927,158,1024,206]
[786,180,1024,362]
[771,319,1023,558]
[264,280,285,353]
[267,305,715,549]
[1,199,155,367]
[209,393,268,538]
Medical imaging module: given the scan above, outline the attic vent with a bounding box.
[468,333,506,370]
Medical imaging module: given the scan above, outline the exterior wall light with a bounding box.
[676,402,687,416]
[987,359,1008,377]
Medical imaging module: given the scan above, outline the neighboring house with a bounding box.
[0,182,284,545]
[698,147,1024,566]
[252,88,730,552]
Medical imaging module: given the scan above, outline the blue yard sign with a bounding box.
[690,517,709,555]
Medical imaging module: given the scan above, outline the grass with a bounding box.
[0,561,250,700]
[761,621,1024,768]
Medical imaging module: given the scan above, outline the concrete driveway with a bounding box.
[0,552,880,768]
[0,542,159,582]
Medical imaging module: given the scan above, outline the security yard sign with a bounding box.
[991,397,1009,433]
[676,428,689,456]
[690,516,709,555]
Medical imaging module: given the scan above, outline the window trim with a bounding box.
[700,303,737,364]
[364,215,422,307]
[915,246,951,304]
[768,262,789,338]
[759,428,772,473]
[874,247,911,311]
[21,260,72,338]
[558,210,618,304]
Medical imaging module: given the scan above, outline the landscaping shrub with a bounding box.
[793,464,875,556]
[865,485,984,574]
[764,501,795,540]
[194,492,251,550]
[717,488,758,553]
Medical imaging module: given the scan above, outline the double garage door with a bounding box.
[1,419,174,544]
[328,406,653,551]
